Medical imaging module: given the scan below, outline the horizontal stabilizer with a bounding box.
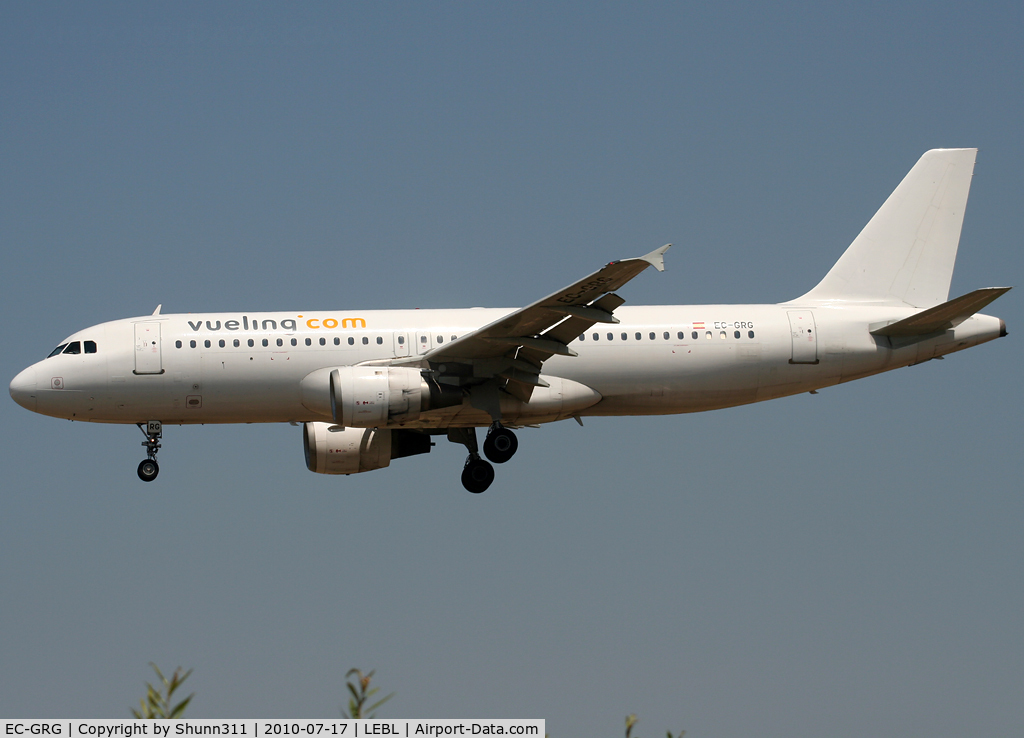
[870,287,1011,337]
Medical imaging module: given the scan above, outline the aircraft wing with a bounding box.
[391,244,669,400]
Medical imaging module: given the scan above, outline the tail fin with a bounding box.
[797,148,977,307]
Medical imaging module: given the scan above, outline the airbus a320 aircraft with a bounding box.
[9,149,1010,492]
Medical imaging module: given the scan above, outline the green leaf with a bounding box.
[169,694,194,719]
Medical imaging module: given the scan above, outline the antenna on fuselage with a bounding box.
[152,304,162,316]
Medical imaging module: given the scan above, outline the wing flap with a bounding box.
[542,293,627,347]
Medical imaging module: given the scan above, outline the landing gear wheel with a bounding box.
[483,427,518,464]
[462,457,495,493]
[136,421,163,483]
[137,459,159,482]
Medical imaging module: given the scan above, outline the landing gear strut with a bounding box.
[483,423,518,464]
[448,427,495,494]
[136,420,162,482]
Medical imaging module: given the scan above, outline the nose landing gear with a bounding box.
[136,421,162,482]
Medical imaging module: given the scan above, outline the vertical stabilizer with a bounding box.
[797,148,977,307]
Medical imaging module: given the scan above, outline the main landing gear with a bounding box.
[483,424,518,464]
[449,424,519,493]
[462,456,495,494]
[136,420,162,482]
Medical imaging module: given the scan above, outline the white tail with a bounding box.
[798,148,977,307]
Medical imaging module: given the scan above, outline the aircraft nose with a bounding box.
[10,366,38,412]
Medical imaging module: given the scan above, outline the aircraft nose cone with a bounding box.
[10,366,38,412]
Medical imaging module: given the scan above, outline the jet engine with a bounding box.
[299,366,463,426]
[328,366,463,427]
[303,422,432,475]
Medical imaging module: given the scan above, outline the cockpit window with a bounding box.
[63,341,81,355]
[84,340,97,354]
[47,344,68,358]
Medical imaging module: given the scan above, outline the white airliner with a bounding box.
[9,149,1010,492]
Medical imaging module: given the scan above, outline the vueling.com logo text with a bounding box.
[186,315,367,332]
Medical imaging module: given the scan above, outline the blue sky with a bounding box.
[1,3,1021,734]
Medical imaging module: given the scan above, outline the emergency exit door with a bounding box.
[787,311,818,364]
[393,332,411,357]
[134,322,163,374]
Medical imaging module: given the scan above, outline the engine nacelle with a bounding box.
[299,366,463,426]
[303,422,432,475]
[327,366,462,428]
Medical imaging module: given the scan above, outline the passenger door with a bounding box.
[134,322,163,374]
[787,311,818,364]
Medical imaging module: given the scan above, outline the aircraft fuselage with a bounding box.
[10,303,1005,427]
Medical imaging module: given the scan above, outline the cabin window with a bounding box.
[748,330,755,339]
[664,332,670,340]
[398,336,405,345]
[377,336,383,345]
[621,332,628,341]
[734,330,741,339]
[437,335,444,344]
[650,332,656,340]
[451,335,457,342]
[219,339,226,348]
[348,337,355,346]
[607,333,614,340]
[420,335,427,343]
[63,341,81,355]
[332,337,339,345]
[274,338,281,347]
[720,331,727,339]
[319,337,326,346]
[292,338,298,346]
[233,339,240,347]
[579,334,585,341]
[593,333,599,341]
[692,331,698,340]
[362,337,369,345]
[677,332,684,339]
[190,340,197,348]
[635,332,642,340]
[262,339,269,347]
[175,340,182,349]
[248,339,254,348]
[201,340,209,348]
[706,331,712,339]
[47,344,68,358]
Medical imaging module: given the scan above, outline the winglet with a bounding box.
[640,244,671,272]
[152,304,162,316]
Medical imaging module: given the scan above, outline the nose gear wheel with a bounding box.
[136,421,163,482]
[137,459,159,482]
